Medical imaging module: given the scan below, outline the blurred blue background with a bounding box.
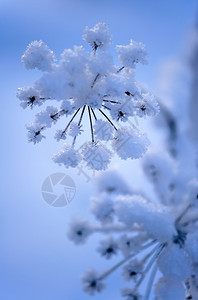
[1,0,197,299]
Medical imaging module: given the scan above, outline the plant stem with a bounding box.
[102,104,111,110]
[144,263,158,300]
[72,105,86,146]
[98,240,157,281]
[103,99,121,104]
[99,108,117,130]
[175,204,192,225]
[117,66,125,73]
[91,108,97,120]
[63,107,81,134]
[135,243,166,289]
[88,106,94,143]
[91,73,100,88]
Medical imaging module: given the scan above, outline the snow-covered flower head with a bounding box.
[122,259,143,281]
[116,39,147,68]
[97,236,119,259]
[26,123,45,144]
[83,22,112,51]
[22,40,56,71]
[134,93,159,118]
[17,86,43,109]
[67,217,92,244]
[53,144,81,168]
[112,127,150,160]
[18,23,158,171]
[81,269,105,295]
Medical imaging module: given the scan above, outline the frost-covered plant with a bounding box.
[18,23,159,170]
[68,162,198,300]
[66,25,198,300]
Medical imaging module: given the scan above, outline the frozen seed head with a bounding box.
[112,127,150,160]
[67,217,92,244]
[82,269,105,295]
[53,144,81,168]
[22,40,56,71]
[18,22,158,170]
[97,236,119,259]
[122,259,143,282]
[116,39,147,68]
[83,23,112,51]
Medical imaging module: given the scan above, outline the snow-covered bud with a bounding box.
[26,123,45,144]
[82,269,105,295]
[116,39,147,68]
[22,40,56,71]
[83,23,112,51]
[112,127,150,160]
[122,259,143,282]
[53,144,81,168]
[17,87,42,109]
[97,236,119,259]
[67,217,92,244]
[35,106,59,128]
[134,93,159,118]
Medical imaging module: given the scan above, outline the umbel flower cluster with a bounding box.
[17,23,159,170]
[68,159,198,300]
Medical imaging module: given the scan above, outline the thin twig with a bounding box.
[91,108,97,121]
[91,73,100,88]
[50,109,65,120]
[72,105,86,146]
[117,66,125,73]
[88,106,94,143]
[103,99,121,104]
[62,108,81,134]
[102,104,111,110]
[99,109,117,130]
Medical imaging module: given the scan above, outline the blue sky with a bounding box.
[1,1,198,299]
